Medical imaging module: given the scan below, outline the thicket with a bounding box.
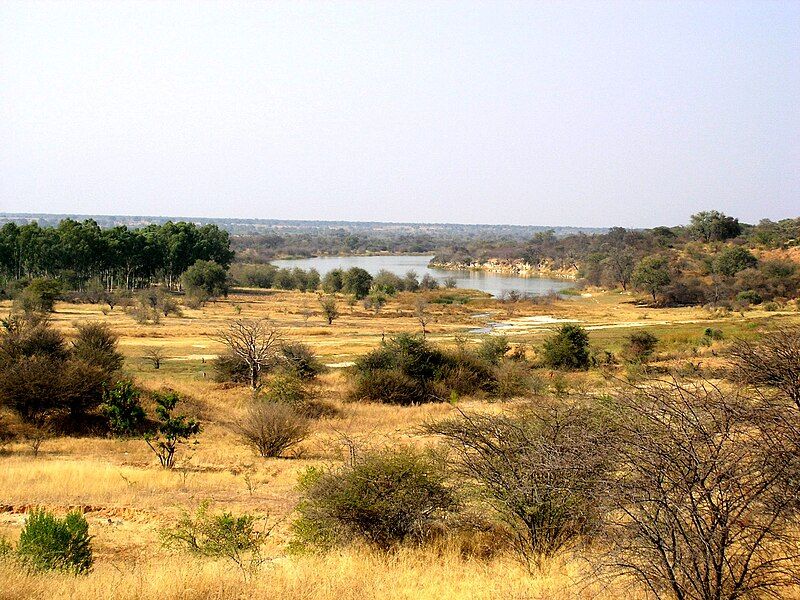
[0,317,122,433]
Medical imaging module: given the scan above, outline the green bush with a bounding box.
[213,352,251,384]
[161,501,266,572]
[14,278,63,314]
[17,509,92,573]
[102,380,146,436]
[292,448,458,551]
[476,335,510,365]
[144,390,201,469]
[541,324,591,370]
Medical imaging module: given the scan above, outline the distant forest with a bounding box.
[1,211,799,309]
[0,219,233,290]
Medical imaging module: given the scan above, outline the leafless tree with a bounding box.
[605,378,800,600]
[143,346,167,369]
[728,327,800,410]
[423,402,611,567]
[213,318,282,389]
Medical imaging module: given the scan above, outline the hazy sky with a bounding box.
[1,1,798,227]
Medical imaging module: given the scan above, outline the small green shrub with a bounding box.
[17,509,92,574]
[213,352,251,384]
[161,501,266,572]
[102,380,146,436]
[292,448,458,551]
[144,391,201,469]
[477,335,510,365]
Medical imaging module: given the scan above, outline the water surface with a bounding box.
[270,255,572,297]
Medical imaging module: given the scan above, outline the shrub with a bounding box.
[424,404,610,565]
[236,402,309,458]
[541,324,590,370]
[102,380,145,436]
[621,331,658,363]
[606,380,800,600]
[0,319,111,430]
[144,391,201,468]
[14,278,62,314]
[213,352,251,384]
[71,321,123,373]
[492,359,533,399]
[292,448,458,551]
[476,335,510,365]
[17,509,92,574]
[280,342,324,380]
[161,501,266,572]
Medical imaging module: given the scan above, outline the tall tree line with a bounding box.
[0,219,234,291]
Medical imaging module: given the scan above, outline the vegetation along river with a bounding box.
[270,254,573,297]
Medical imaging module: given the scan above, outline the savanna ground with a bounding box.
[1,287,799,600]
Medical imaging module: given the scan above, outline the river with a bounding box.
[269,255,572,297]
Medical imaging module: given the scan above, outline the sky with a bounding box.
[1,1,799,228]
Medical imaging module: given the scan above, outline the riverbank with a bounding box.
[428,258,578,280]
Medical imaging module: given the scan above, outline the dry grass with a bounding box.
[1,290,799,598]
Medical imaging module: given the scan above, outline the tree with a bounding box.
[414,297,430,336]
[342,267,373,299]
[181,259,228,303]
[712,246,758,278]
[632,256,671,302]
[689,211,742,242]
[213,318,282,390]
[541,324,590,370]
[603,250,635,290]
[321,269,344,293]
[319,294,339,325]
[728,327,800,410]
[144,390,200,469]
[606,379,800,600]
[143,346,167,369]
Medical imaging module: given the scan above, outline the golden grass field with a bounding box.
[1,288,799,599]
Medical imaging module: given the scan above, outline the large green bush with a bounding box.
[17,509,93,573]
[541,324,591,370]
[292,448,458,551]
[101,380,146,436]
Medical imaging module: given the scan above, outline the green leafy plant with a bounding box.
[541,324,590,370]
[17,509,93,574]
[161,500,268,574]
[102,379,145,436]
[144,390,200,469]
